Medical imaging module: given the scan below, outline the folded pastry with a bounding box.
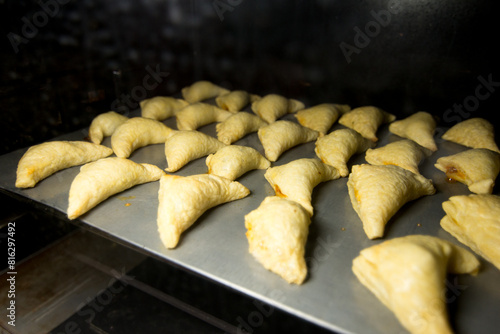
[258,120,319,162]
[294,103,351,136]
[157,174,250,248]
[264,158,340,215]
[441,118,500,153]
[181,80,230,103]
[215,90,260,112]
[441,194,500,270]
[434,148,500,194]
[251,94,305,123]
[111,117,176,158]
[175,102,233,130]
[388,111,437,151]
[215,112,268,145]
[88,111,128,144]
[67,157,164,219]
[206,145,270,181]
[140,96,189,121]
[245,196,311,284]
[164,130,226,172]
[338,106,396,142]
[352,234,480,334]
[16,141,113,188]
[347,164,435,239]
[314,128,373,177]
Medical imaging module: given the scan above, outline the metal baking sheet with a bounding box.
[1,107,499,334]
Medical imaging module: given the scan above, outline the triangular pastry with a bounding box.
[251,94,305,123]
[441,118,499,153]
[111,117,176,158]
[215,112,268,145]
[338,106,396,142]
[67,157,164,219]
[181,80,230,103]
[441,194,500,270]
[164,130,226,172]
[16,141,113,188]
[258,120,319,162]
[157,173,250,249]
[88,111,128,144]
[388,111,438,151]
[264,158,340,215]
[206,145,270,181]
[215,90,261,112]
[175,102,233,131]
[294,103,351,136]
[314,128,373,177]
[352,234,480,334]
[140,96,189,121]
[347,164,435,239]
[435,148,500,194]
[245,196,310,284]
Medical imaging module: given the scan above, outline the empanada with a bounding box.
[441,118,499,153]
[435,148,500,194]
[67,157,164,219]
[206,145,270,181]
[16,141,113,188]
[347,164,435,239]
[215,112,268,145]
[140,96,189,121]
[264,158,340,215]
[352,234,480,334]
[294,103,351,136]
[338,106,396,142]
[258,120,319,162]
[245,196,310,284]
[157,174,250,249]
[388,111,437,151]
[314,128,373,177]
[175,102,233,130]
[215,90,260,112]
[164,130,226,172]
[181,80,230,103]
[441,194,500,270]
[88,111,128,144]
[251,94,305,123]
[111,117,176,158]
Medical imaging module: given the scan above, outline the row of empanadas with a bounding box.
[176,102,233,131]
[294,103,351,136]
[251,94,305,123]
[215,90,260,112]
[140,96,189,121]
[338,106,396,142]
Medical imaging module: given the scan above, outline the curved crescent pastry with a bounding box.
[165,130,226,172]
[434,148,500,194]
[67,157,165,220]
[16,141,113,188]
[88,111,128,144]
[157,174,250,249]
[294,103,351,136]
[216,112,268,145]
[442,118,499,153]
[264,158,340,215]
[347,164,435,239]
[215,90,261,112]
[206,145,270,181]
[338,106,396,142]
[388,111,438,151]
[140,96,189,121]
[175,102,233,130]
[258,120,319,162]
[251,94,305,123]
[315,128,373,177]
[352,235,480,334]
[181,80,230,103]
[441,194,500,270]
[245,196,310,284]
[111,117,176,158]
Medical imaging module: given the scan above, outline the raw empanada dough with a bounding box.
[258,120,319,162]
[245,196,311,284]
[216,112,268,145]
[347,164,435,239]
[140,96,189,121]
[352,234,480,334]
[164,130,226,172]
[206,145,270,181]
[338,106,396,142]
[175,102,233,130]
[441,118,499,153]
[181,80,230,103]
[215,90,260,112]
[251,94,305,123]
[157,174,250,249]
[434,148,500,194]
[16,141,113,188]
[389,111,437,151]
[294,103,351,136]
[315,128,373,177]
[111,117,176,158]
[88,111,128,144]
[264,158,340,215]
[441,194,500,270]
[67,157,164,219]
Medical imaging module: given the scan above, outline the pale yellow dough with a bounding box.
[157,174,250,249]
[215,90,260,112]
[16,141,113,188]
[442,118,499,153]
[338,106,396,142]
[352,234,479,334]
[175,102,233,130]
[251,94,305,123]
[140,96,189,121]
[347,164,435,239]
[67,157,164,220]
[388,111,437,151]
[245,196,310,284]
[441,194,500,270]
[294,103,351,136]
[216,112,268,145]
[181,80,230,103]
[88,111,128,144]
[206,145,270,181]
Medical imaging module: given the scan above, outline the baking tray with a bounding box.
[1,106,499,334]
